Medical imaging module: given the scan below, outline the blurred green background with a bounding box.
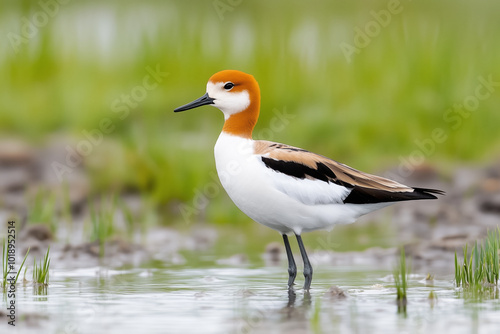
[1,0,499,225]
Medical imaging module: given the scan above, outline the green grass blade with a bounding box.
[455,251,461,287]
[14,247,30,284]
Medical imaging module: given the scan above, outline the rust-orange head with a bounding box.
[174,70,260,139]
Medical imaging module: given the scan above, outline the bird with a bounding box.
[174,70,444,291]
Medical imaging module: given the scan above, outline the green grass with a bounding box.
[2,239,8,289]
[2,239,30,290]
[455,229,500,289]
[393,247,409,311]
[61,180,73,240]
[28,188,57,232]
[118,197,137,243]
[33,247,50,285]
[1,0,500,223]
[89,196,117,257]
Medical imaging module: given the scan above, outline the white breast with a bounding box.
[214,132,390,234]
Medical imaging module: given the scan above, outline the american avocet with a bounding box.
[174,70,443,290]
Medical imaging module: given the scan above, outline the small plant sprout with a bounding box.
[33,247,51,285]
[29,188,58,232]
[118,197,136,243]
[89,196,117,257]
[62,180,73,240]
[393,247,409,312]
[2,239,30,290]
[2,238,7,289]
[455,228,499,289]
[15,248,30,285]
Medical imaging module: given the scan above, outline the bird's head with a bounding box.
[174,70,260,138]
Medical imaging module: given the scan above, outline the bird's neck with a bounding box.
[221,100,260,139]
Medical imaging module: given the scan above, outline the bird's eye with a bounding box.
[224,82,235,90]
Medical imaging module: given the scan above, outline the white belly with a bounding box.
[214,133,389,234]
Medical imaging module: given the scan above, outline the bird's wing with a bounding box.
[254,140,444,205]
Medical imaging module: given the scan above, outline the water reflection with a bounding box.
[283,288,311,319]
[33,283,48,297]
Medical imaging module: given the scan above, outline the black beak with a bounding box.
[174,93,215,112]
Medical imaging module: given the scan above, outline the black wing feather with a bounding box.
[261,157,337,183]
[343,187,444,204]
[261,156,444,205]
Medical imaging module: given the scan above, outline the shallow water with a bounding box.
[2,260,499,334]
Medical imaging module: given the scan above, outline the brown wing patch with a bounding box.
[254,140,413,192]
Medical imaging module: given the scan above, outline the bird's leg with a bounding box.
[296,234,313,291]
[282,234,297,288]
